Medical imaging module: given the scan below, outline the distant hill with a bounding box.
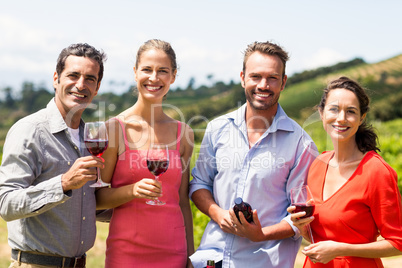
[279,53,402,121]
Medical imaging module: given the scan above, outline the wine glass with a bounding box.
[290,185,315,243]
[84,121,110,188]
[146,143,169,205]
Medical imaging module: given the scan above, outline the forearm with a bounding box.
[191,189,222,222]
[260,220,295,241]
[0,175,68,221]
[337,240,401,258]
[96,185,134,209]
[180,200,195,256]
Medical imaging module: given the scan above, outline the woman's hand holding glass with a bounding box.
[288,185,315,243]
[131,178,162,200]
[287,205,315,241]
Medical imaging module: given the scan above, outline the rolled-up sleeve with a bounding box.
[189,122,218,199]
[285,133,318,238]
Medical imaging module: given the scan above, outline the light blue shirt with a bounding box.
[189,104,318,268]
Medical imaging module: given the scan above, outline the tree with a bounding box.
[3,87,16,109]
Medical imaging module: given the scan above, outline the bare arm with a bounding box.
[192,189,235,233]
[303,240,402,264]
[178,124,195,267]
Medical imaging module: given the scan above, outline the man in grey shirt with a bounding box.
[0,43,107,268]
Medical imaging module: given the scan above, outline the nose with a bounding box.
[258,78,269,89]
[337,110,347,122]
[75,76,86,91]
[149,71,158,82]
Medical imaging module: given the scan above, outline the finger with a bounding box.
[252,209,259,225]
[287,206,296,213]
[228,208,237,223]
[238,209,247,225]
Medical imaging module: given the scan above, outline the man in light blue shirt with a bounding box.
[189,41,318,268]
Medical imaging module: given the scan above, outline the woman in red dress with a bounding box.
[288,77,402,267]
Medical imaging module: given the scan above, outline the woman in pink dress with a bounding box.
[288,77,402,267]
[96,39,194,267]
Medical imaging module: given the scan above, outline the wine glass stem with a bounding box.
[307,224,314,243]
[97,167,101,182]
[155,176,161,197]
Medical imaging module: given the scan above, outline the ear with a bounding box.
[133,66,138,82]
[319,108,324,121]
[95,81,101,96]
[170,69,177,85]
[280,75,287,91]
[360,113,367,125]
[240,71,245,88]
[53,71,58,90]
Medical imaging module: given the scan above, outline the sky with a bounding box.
[1,0,401,96]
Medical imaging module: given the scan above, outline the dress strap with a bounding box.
[176,121,182,151]
[112,117,129,151]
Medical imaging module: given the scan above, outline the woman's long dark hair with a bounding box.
[318,76,380,153]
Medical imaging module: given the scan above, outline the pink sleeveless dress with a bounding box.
[105,119,187,267]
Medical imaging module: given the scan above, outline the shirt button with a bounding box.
[83,192,86,196]
[81,241,84,245]
[83,217,86,220]
[74,146,78,150]
[67,161,71,165]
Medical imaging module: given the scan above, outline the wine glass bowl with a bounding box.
[146,143,169,206]
[290,185,315,243]
[291,185,315,218]
[84,121,110,188]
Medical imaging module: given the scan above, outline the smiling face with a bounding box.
[240,52,287,113]
[134,48,176,102]
[320,88,366,144]
[53,55,100,126]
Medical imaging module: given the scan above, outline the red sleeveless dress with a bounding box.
[105,119,187,267]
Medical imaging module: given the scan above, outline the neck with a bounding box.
[332,139,363,165]
[130,97,166,123]
[245,103,277,131]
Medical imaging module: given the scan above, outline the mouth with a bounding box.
[70,92,86,99]
[333,125,350,132]
[145,85,163,92]
[254,91,272,100]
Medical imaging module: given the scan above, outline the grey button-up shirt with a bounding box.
[0,98,96,257]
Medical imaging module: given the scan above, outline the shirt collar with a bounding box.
[46,98,85,134]
[227,103,295,133]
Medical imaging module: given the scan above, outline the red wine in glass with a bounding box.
[146,144,169,206]
[84,122,110,188]
[290,185,315,243]
[293,203,315,218]
[147,160,169,176]
[85,139,109,157]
